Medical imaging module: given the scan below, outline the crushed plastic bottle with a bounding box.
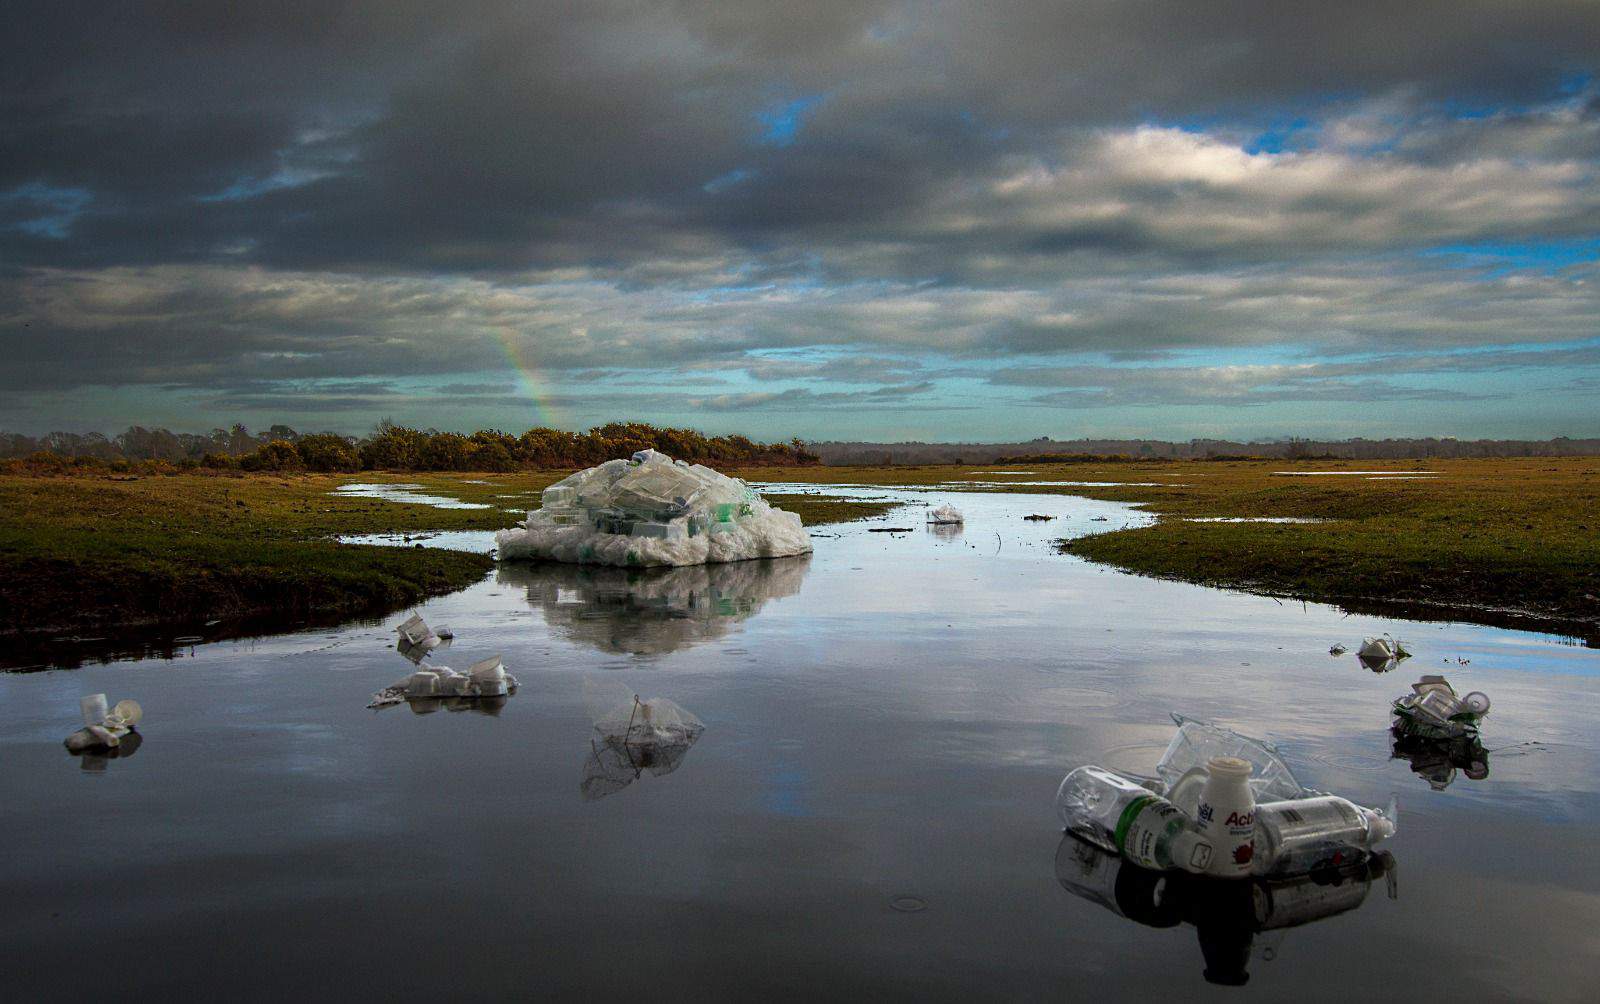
[1057,766,1215,874]
[368,656,518,708]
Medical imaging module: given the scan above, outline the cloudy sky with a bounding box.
[4,1,1599,441]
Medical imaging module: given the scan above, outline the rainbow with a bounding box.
[493,325,566,430]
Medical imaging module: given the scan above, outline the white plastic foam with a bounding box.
[496,452,811,567]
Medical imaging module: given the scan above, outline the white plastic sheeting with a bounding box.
[926,503,964,524]
[496,452,810,567]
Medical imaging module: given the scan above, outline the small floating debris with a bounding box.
[1357,634,1411,672]
[65,694,143,753]
[173,635,204,645]
[1089,515,1109,522]
[368,655,517,708]
[1023,514,1056,522]
[868,527,917,533]
[926,504,964,525]
[1329,643,1348,656]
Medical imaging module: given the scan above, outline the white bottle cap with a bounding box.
[1207,756,1253,778]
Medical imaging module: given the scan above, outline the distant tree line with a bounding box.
[0,421,819,473]
[812,435,1600,465]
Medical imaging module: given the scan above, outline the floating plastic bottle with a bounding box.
[1056,766,1215,874]
[1251,795,1396,876]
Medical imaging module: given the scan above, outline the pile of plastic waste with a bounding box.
[926,503,964,525]
[496,450,810,567]
[64,694,143,752]
[370,614,516,709]
[1056,715,1396,878]
[580,679,704,800]
[1390,675,1489,740]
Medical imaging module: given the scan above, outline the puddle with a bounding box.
[4,482,1599,998]
[330,483,492,509]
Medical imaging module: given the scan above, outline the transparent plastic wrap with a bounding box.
[1157,715,1308,804]
[580,679,705,800]
[926,503,964,524]
[497,451,810,567]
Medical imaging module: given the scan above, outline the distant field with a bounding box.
[736,457,1600,641]
[0,471,892,646]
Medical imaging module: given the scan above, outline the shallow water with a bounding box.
[330,482,494,509]
[3,486,1598,1000]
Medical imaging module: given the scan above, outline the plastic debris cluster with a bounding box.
[496,449,810,567]
[65,694,143,752]
[1356,634,1410,671]
[1056,715,1396,879]
[580,679,705,801]
[926,503,964,525]
[369,614,516,709]
[1391,675,1490,741]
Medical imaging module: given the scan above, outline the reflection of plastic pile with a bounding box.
[498,555,808,655]
[580,680,704,801]
[926,503,964,525]
[497,450,811,567]
[1056,833,1397,987]
[1390,732,1489,790]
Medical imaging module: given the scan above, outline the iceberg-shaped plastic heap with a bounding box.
[496,449,811,567]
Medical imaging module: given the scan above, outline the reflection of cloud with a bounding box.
[496,556,810,655]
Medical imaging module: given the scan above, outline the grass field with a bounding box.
[737,457,1600,641]
[0,471,895,650]
[4,458,1595,655]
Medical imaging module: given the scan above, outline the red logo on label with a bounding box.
[1225,811,1255,827]
[1233,843,1254,865]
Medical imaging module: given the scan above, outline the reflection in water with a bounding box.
[499,555,809,655]
[394,694,512,716]
[70,729,143,772]
[1055,834,1396,986]
[928,521,964,542]
[580,731,702,801]
[1390,731,1490,790]
[1358,653,1406,673]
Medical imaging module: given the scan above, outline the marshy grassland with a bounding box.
[0,471,894,641]
[3,458,1595,647]
[738,457,1600,640]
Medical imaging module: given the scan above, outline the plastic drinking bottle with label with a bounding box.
[1252,795,1397,875]
[1056,766,1215,874]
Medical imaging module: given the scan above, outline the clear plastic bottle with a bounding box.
[1057,766,1215,874]
[1252,795,1397,875]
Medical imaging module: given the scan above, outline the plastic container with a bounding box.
[1196,757,1256,877]
[1158,717,1305,804]
[80,693,108,727]
[1252,795,1396,875]
[1057,766,1215,874]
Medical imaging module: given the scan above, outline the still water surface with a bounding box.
[3,487,1598,1000]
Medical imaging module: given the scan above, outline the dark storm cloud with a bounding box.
[4,2,1600,429]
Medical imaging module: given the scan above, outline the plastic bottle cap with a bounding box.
[1207,756,1254,777]
[1464,692,1490,714]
